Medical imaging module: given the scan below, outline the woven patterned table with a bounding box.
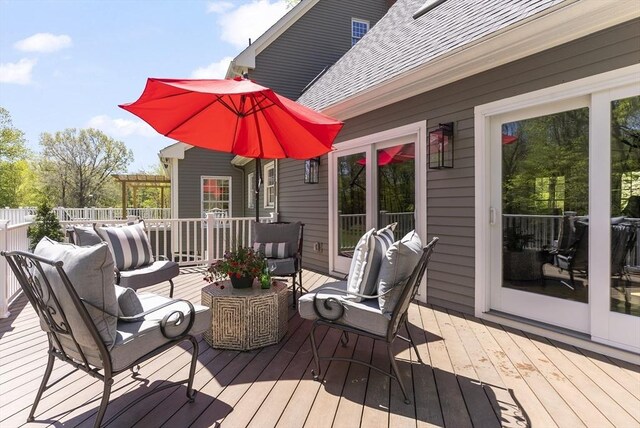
[201,280,288,350]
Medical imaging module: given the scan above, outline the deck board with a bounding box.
[0,269,638,428]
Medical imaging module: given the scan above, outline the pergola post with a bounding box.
[121,181,127,219]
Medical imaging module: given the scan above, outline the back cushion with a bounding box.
[73,225,102,246]
[34,237,118,349]
[346,225,395,302]
[253,221,301,257]
[95,221,154,271]
[377,230,422,315]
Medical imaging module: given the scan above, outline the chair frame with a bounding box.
[2,250,199,428]
[308,237,438,404]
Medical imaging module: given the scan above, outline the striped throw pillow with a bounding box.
[253,242,290,259]
[346,225,395,302]
[95,222,154,271]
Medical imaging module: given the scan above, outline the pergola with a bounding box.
[111,174,171,218]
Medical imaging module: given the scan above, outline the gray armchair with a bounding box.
[2,240,210,428]
[252,221,304,306]
[298,236,438,404]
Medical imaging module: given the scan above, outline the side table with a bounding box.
[201,280,288,350]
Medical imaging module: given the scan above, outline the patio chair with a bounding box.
[547,219,589,290]
[252,221,304,306]
[75,223,179,297]
[298,236,438,404]
[1,240,211,428]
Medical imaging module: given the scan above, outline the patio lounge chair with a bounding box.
[252,221,304,306]
[1,240,211,428]
[298,236,438,404]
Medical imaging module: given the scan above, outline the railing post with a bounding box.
[0,220,11,318]
[206,213,215,265]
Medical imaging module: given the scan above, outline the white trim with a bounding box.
[263,161,276,209]
[169,158,179,219]
[247,172,255,209]
[228,0,321,74]
[159,142,191,159]
[328,121,427,297]
[475,64,640,352]
[231,155,252,166]
[322,0,639,120]
[351,18,370,46]
[201,175,233,217]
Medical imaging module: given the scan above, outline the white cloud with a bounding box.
[217,1,290,49]
[14,33,72,53]
[0,58,37,85]
[191,56,234,79]
[87,115,158,139]
[206,1,234,14]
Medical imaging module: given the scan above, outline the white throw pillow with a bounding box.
[347,225,396,302]
[377,230,422,315]
[346,228,376,299]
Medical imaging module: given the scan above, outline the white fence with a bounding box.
[0,213,276,317]
[0,220,31,317]
[2,207,172,222]
[0,207,37,224]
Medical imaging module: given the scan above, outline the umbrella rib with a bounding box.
[163,98,222,136]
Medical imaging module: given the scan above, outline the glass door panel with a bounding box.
[377,142,415,237]
[610,95,640,317]
[337,152,367,259]
[501,107,590,302]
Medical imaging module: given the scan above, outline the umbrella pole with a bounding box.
[255,158,261,223]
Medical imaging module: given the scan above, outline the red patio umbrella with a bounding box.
[119,77,343,221]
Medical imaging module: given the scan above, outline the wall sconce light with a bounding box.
[428,122,454,169]
[304,157,320,184]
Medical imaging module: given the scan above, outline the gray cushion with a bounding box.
[267,257,297,276]
[378,230,422,315]
[110,293,210,371]
[346,228,376,297]
[73,226,102,246]
[95,221,155,271]
[298,281,389,337]
[114,285,144,317]
[34,238,118,350]
[253,241,291,258]
[359,225,395,300]
[117,260,179,290]
[254,221,301,257]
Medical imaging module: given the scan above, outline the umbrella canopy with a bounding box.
[119,77,344,220]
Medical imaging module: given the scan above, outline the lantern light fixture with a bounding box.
[428,122,454,169]
[304,157,320,184]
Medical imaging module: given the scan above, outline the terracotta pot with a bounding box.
[230,275,254,289]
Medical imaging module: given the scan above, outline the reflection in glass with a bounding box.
[337,153,366,258]
[611,96,640,316]
[377,143,415,237]
[501,107,590,302]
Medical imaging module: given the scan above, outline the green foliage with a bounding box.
[36,128,133,207]
[205,247,265,282]
[0,108,29,207]
[27,202,64,250]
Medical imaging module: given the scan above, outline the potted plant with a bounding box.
[204,246,265,289]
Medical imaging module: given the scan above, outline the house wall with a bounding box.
[278,19,640,312]
[248,0,389,100]
[178,148,244,219]
[242,159,276,219]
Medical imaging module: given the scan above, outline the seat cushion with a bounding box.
[110,293,211,371]
[254,222,301,257]
[267,257,297,276]
[298,281,389,337]
[95,221,155,271]
[73,226,102,246]
[118,260,179,290]
[34,238,118,350]
[378,230,422,315]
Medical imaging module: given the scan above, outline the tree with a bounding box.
[27,201,64,250]
[0,107,28,207]
[37,128,133,207]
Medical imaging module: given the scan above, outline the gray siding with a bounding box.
[277,19,640,313]
[178,148,243,219]
[249,0,389,100]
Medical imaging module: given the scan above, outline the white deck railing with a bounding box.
[0,220,31,317]
[2,206,172,222]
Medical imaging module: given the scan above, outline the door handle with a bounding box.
[490,207,496,225]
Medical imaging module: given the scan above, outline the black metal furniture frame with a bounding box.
[308,237,438,404]
[268,221,305,306]
[2,250,199,428]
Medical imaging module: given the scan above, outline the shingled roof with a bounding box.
[297,0,565,111]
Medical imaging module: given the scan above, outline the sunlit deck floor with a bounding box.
[1,268,639,428]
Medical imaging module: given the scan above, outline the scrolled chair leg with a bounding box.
[387,343,411,405]
[186,336,199,402]
[130,364,141,378]
[94,378,113,428]
[169,279,175,298]
[28,352,55,422]
[404,320,423,364]
[309,322,321,381]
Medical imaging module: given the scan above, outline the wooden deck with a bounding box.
[1,269,639,428]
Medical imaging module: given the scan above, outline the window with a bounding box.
[202,176,231,217]
[264,162,275,208]
[351,19,369,46]
[247,172,255,209]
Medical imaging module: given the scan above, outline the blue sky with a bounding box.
[0,0,292,171]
